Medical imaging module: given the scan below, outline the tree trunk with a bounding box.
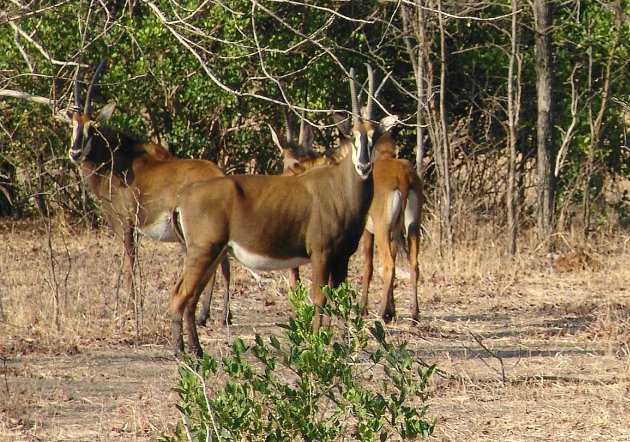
[401,2,427,181]
[436,0,453,252]
[534,0,555,251]
[507,0,521,256]
[582,0,622,237]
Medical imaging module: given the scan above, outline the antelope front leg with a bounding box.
[288,267,300,291]
[122,225,139,312]
[197,270,217,327]
[360,229,375,315]
[310,256,330,332]
[171,249,218,357]
[198,256,232,327]
[219,257,232,326]
[170,278,186,357]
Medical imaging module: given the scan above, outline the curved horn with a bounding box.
[283,106,295,145]
[364,63,375,120]
[349,68,359,123]
[73,64,82,111]
[298,87,308,145]
[84,58,107,115]
[298,111,307,146]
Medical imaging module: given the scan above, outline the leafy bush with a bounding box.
[163,284,435,442]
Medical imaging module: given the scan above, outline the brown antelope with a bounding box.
[68,61,231,326]
[170,66,380,357]
[275,73,424,324]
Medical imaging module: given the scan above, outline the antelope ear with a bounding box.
[97,102,116,124]
[331,112,352,138]
[269,124,286,153]
[380,115,400,132]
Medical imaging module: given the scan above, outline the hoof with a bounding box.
[192,347,203,359]
[381,310,395,324]
[172,347,185,360]
[222,310,233,326]
[196,317,208,327]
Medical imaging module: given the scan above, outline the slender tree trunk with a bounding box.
[401,2,427,181]
[507,0,521,256]
[582,0,622,237]
[534,0,555,250]
[436,0,453,251]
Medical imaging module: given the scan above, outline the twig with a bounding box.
[469,331,507,385]
[179,360,223,441]
[0,352,9,396]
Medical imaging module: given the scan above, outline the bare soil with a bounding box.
[1,220,629,441]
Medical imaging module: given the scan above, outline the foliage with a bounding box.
[163,284,435,442]
[1,0,628,235]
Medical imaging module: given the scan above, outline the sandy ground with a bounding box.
[1,222,629,441]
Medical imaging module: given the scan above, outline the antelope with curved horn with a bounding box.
[68,60,232,326]
[170,66,380,357]
[276,66,424,324]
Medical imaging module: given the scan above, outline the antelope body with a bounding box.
[170,67,379,356]
[69,64,231,325]
[278,116,424,323]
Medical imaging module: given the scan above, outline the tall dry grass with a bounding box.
[1,214,627,355]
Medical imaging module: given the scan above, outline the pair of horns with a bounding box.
[74,58,107,115]
[350,63,375,123]
[283,107,309,146]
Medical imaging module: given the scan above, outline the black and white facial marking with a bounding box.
[69,114,95,163]
[351,125,374,178]
[68,103,115,164]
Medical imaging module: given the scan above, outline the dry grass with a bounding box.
[1,218,629,441]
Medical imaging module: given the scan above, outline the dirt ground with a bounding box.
[1,221,629,441]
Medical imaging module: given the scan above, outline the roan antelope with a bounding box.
[170,66,380,357]
[275,74,424,323]
[68,61,231,325]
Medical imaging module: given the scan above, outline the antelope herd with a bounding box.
[69,62,424,357]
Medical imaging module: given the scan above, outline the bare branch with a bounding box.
[0,88,55,106]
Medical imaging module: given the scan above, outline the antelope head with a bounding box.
[270,107,316,174]
[335,64,380,179]
[68,60,113,164]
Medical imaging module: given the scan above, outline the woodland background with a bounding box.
[1,2,630,440]
[0,0,629,251]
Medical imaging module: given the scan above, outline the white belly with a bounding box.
[228,241,310,270]
[138,212,178,242]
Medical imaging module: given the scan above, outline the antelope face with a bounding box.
[68,114,96,163]
[351,125,374,179]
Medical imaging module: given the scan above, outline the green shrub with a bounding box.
[163,283,435,442]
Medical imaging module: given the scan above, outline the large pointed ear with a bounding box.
[380,114,400,132]
[269,124,286,153]
[299,124,314,150]
[331,112,352,138]
[96,102,116,124]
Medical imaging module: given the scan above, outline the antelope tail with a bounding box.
[396,184,413,260]
[172,207,186,250]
